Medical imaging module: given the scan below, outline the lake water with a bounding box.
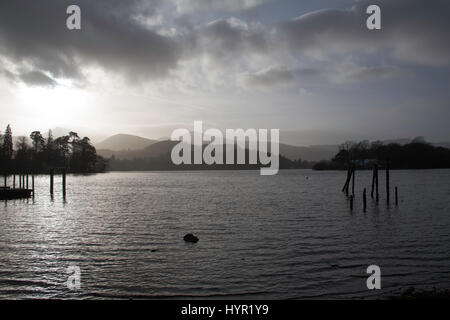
[0,169,449,299]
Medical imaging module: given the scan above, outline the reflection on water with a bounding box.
[0,169,449,299]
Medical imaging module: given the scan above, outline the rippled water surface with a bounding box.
[1,169,449,299]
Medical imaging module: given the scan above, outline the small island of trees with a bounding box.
[0,124,107,174]
[313,137,450,170]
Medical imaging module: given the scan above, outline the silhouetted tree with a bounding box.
[14,136,31,171]
[29,131,45,171]
[54,135,70,166]
[45,130,57,167]
[2,124,13,161]
[30,131,45,153]
[1,125,14,173]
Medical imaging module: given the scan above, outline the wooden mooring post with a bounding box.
[26,175,29,190]
[62,168,66,198]
[395,186,398,206]
[342,165,351,195]
[13,175,16,189]
[351,166,355,196]
[50,169,54,196]
[32,175,35,196]
[371,165,375,198]
[375,165,379,202]
[363,188,367,212]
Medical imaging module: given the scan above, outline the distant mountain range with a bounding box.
[95,134,338,161]
[97,139,177,159]
[95,134,450,162]
[95,134,157,151]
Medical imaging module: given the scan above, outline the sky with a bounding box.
[0,0,449,146]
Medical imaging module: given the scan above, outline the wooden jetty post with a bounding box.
[351,166,355,196]
[342,165,351,195]
[371,165,375,198]
[350,195,354,211]
[363,188,367,212]
[26,175,29,190]
[22,175,25,189]
[375,164,379,202]
[395,186,398,206]
[386,159,390,204]
[13,175,16,189]
[3,174,6,188]
[50,169,54,195]
[62,168,66,198]
[32,175,35,196]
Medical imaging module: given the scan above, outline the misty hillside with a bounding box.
[97,139,336,162]
[95,134,157,151]
[97,140,178,159]
[435,142,450,149]
[95,131,340,162]
[95,133,450,163]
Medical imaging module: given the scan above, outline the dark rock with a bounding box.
[183,233,199,243]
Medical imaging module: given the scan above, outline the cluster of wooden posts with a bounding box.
[2,167,67,200]
[3,174,35,194]
[342,159,398,211]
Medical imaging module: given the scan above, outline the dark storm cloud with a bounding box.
[0,68,16,82]
[0,0,180,83]
[0,0,448,88]
[187,0,450,86]
[19,70,57,88]
[243,66,321,89]
[244,67,295,88]
[0,67,56,87]
[333,65,404,84]
[192,18,267,60]
[275,0,450,66]
[173,0,268,14]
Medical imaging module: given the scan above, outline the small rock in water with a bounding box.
[183,233,199,243]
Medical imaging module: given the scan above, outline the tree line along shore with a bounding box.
[0,125,107,174]
[313,138,450,170]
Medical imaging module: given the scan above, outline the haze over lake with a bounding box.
[1,169,449,299]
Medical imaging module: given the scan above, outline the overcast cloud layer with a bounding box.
[0,0,449,145]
